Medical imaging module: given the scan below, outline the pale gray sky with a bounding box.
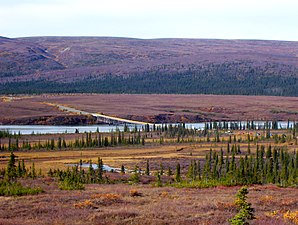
[0,0,297,41]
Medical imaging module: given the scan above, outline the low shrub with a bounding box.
[58,179,85,190]
[0,181,43,196]
[130,189,142,197]
[91,193,122,205]
[171,180,222,188]
[258,195,274,205]
[266,210,298,225]
[74,200,97,209]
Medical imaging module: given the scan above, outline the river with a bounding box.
[0,124,139,135]
[0,121,296,135]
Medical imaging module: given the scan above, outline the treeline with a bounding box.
[0,131,145,151]
[1,123,297,151]
[201,120,296,130]
[0,130,20,139]
[1,62,298,96]
[146,121,297,133]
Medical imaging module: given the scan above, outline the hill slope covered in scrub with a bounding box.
[0,36,298,95]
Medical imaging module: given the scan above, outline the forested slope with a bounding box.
[0,37,297,95]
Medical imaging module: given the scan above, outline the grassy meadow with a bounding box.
[0,123,298,224]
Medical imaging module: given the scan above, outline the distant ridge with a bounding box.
[0,36,297,96]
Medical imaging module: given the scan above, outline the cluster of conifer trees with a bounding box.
[181,145,298,187]
[0,152,39,181]
[123,145,297,188]
[0,151,43,196]
[0,130,16,138]
[48,158,106,190]
[0,131,145,151]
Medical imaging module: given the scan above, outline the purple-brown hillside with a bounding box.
[0,36,298,83]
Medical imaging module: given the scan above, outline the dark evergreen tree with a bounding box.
[175,163,181,182]
[5,151,17,181]
[229,186,255,225]
[145,159,150,175]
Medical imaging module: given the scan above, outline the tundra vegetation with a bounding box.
[0,121,298,224]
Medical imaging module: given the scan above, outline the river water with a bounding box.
[0,124,132,135]
[67,163,118,172]
[0,121,295,135]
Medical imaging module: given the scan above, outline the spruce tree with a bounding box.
[156,172,162,187]
[273,158,280,183]
[50,139,55,150]
[203,154,211,180]
[187,161,194,180]
[212,157,218,179]
[31,162,36,179]
[237,157,245,184]
[237,145,241,154]
[97,157,103,181]
[220,148,224,166]
[121,165,125,174]
[266,145,272,159]
[197,160,201,180]
[229,153,236,175]
[130,165,140,183]
[167,167,173,176]
[21,159,26,176]
[5,151,17,181]
[175,163,181,182]
[17,160,22,177]
[266,158,274,183]
[225,154,230,174]
[57,137,62,150]
[229,186,255,225]
[160,163,164,175]
[145,159,150,175]
[88,160,95,183]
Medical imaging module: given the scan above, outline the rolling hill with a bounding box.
[0,36,298,95]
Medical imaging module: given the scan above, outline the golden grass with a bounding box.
[1,129,296,173]
[0,144,207,173]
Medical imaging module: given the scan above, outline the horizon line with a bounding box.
[1,35,298,43]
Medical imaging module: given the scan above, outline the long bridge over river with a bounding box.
[46,103,153,126]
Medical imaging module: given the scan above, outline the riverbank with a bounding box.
[0,115,101,126]
[1,94,298,125]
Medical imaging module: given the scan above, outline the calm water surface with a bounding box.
[0,121,295,135]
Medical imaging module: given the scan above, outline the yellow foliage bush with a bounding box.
[283,210,298,225]
[259,195,274,205]
[130,189,142,197]
[73,200,96,209]
[91,193,121,200]
[265,209,298,224]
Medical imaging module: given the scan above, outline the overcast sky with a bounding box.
[0,0,297,41]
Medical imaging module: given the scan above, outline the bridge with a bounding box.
[45,103,153,126]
